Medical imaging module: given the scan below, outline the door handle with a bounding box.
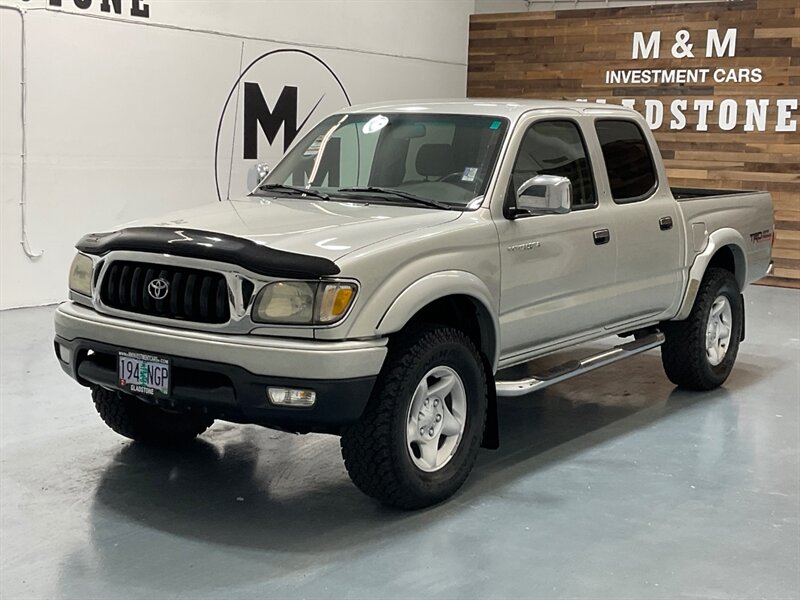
[659,216,673,231]
[593,229,610,245]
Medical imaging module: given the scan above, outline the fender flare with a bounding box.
[376,271,501,370]
[675,228,748,321]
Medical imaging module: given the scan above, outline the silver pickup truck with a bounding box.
[54,100,774,508]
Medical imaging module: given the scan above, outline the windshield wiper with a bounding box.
[337,186,452,210]
[256,183,330,200]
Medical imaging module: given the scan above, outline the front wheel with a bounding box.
[661,267,744,390]
[92,386,213,445]
[340,326,488,509]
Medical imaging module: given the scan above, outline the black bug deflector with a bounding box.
[76,227,341,278]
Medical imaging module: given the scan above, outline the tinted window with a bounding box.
[510,120,596,209]
[595,119,657,202]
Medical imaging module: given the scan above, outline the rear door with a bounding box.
[493,114,618,359]
[592,118,683,323]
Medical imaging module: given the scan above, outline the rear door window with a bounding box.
[594,119,658,203]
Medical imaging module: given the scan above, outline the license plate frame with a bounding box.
[118,351,171,399]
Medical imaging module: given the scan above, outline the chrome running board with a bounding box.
[495,332,665,397]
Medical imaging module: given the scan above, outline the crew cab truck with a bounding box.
[54,100,774,509]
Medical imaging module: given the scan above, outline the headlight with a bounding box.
[253,281,315,324]
[68,253,93,296]
[252,281,357,325]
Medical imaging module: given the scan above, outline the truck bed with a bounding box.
[671,187,758,201]
[673,187,773,287]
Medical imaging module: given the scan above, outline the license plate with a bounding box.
[118,351,171,399]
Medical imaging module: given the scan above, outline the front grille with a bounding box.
[100,261,230,324]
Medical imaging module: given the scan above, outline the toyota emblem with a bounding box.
[147,278,170,300]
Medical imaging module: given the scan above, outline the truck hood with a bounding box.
[122,197,462,262]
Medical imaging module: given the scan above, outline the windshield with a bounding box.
[260,112,509,209]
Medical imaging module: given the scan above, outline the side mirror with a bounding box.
[247,162,270,193]
[514,174,571,216]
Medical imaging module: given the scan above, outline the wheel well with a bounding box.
[399,295,496,368]
[398,294,499,450]
[708,244,746,290]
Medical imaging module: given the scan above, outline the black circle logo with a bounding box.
[214,49,351,201]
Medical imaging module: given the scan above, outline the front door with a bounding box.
[494,116,618,360]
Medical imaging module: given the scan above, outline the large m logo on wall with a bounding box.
[214,48,350,201]
[243,84,326,157]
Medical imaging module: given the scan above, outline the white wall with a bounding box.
[0,0,474,308]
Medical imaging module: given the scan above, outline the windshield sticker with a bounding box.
[462,167,478,182]
[489,120,502,130]
[362,114,389,134]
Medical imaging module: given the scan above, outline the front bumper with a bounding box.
[54,302,387,432]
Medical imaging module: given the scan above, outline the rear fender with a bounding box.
[675,228,747,321]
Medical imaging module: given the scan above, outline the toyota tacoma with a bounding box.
[54,100,774,508]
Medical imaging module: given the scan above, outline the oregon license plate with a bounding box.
[118,351,171,399]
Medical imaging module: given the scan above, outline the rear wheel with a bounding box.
[340,326,488,509]
[92,386,213,445]
[661,268,743,390]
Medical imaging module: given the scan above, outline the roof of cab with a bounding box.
[341,98,634,119]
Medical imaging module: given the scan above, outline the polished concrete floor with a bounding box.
[1,286,798,599]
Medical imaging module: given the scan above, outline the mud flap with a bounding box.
[481,357,499,450]
[740,294,746,342]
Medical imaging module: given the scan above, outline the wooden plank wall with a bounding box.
[469,0,799,287]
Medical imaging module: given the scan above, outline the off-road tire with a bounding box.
[340,326,488,509]
[92,386,213,445]
[661,267,743,391]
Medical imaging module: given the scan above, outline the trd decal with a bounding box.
[749,230,773,244]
